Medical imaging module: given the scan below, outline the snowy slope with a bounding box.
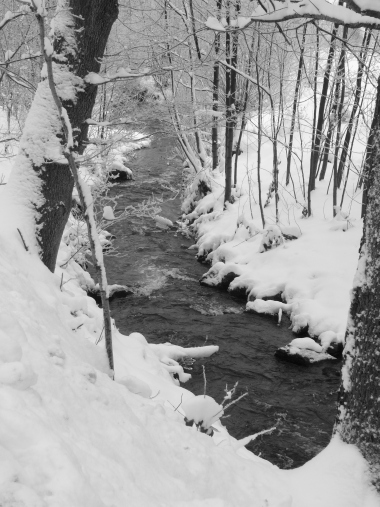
[0,189,377,507]
[0,223,288,507]
[0,104,378,506]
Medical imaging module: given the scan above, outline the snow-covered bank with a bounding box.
[0,113,378,506]
[0,194,378,506]
[182,119,363,352]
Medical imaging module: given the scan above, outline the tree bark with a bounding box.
[308,21,319,206]
[311,23,338,183]
[5,0,118,272]
[224,0,233,204]
[335,76,380,490]
[212,0,222,171]
[286,23,307,186]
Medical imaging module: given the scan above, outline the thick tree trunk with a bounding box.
[5,0,118,272]
[335,76,380,490]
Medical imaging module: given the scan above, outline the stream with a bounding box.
[105,131,341,469]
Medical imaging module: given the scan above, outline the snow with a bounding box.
[61,107,73,150]
[117,374,152,398]
[0,22,379,506]
[80,175,109,296]
[103,205,115,221]
[154,215,174,229]
[84,68,152,86]
[285,435,380,507]
[289,337,323,353]
[183,98,365,344]
[182,395,224,429]
[44,36,53,57]
[0,156,377,507]
[205,17,226,31]
[249,0,380,27]
[247,299,292,315]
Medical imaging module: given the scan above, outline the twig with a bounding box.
[202,365,207,398]
[95,325,105,345]
[17,228,29,251]
[223,391,248,411]
[59,244,86,268]
[174,394,184,411]
[234,425,277,449]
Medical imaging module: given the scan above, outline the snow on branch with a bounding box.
[205,17,226,32]
[84,67,172,86]
[20,0,46,17]
[0,6,29,31]
[345,0,380,14]
[233,425,277,450]
[242,0,380,30]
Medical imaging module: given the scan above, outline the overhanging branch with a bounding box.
[244,0,380,29]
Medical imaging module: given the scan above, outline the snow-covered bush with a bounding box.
[258,225,284,253]
[182,395,224,435]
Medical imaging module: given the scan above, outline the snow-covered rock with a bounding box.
[103,205,115,220]
[154,215,174,229]
[275,344,337,366]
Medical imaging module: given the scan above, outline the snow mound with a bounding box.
[182,395,224,430]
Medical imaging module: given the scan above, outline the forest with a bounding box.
[0,0,380,505]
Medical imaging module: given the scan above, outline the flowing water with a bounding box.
[105,132,341,469]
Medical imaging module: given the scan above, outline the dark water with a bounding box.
[105,132,341,469]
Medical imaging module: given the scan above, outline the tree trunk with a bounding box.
[224,0,233,204]
[5,0,118,272]
[308,21,319,207]
[337,29,371,188]
[335,75,380,490]
[311,23,338,184]
[212,0,222,171]
[234,33,255,187]
[333,25,348,214]
[286,23,307,186]
[255,35,265,229]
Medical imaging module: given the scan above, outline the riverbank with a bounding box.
[0,119,378,506]
[0,184,377,506]
[182,121,363,358]
[102,131,342,468]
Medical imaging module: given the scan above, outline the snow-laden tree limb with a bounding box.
[206,0,380,31]
[345,0,380,14]
[84,67,172,86]
[0,6,29,31]
[244,0,380,29]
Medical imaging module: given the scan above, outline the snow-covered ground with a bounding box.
[0,105,378,505]
[182,109,364,354]
[0,108,20,184]
[0,184,378,506]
